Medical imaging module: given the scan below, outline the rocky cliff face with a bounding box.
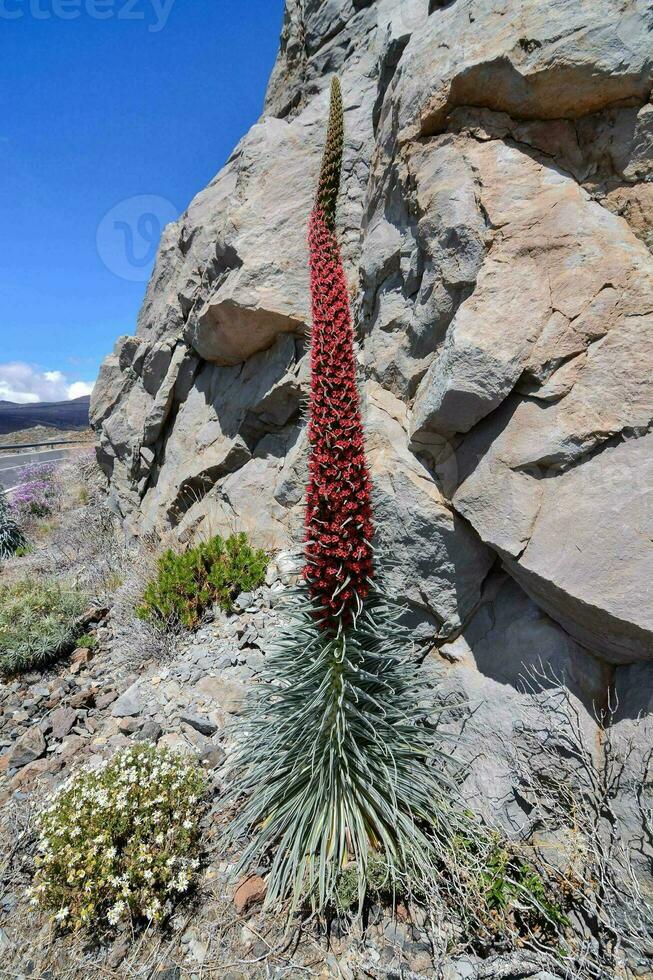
[93,0,652,649]
[92,0,653,906]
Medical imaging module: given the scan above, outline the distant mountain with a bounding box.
[0,396,90,436]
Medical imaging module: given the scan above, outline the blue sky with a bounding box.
[0,0,284,402]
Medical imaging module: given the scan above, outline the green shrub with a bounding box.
[0,578,88,675]
[137,532,268,630]
[29,744,207,931]
[0,485,27,560]
[76,632,97,650]
[480,844,568,929]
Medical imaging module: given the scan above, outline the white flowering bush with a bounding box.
[29,744,207,931]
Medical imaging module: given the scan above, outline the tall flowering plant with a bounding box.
[228,79,459,914]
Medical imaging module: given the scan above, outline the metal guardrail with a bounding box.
[0,439,92,452]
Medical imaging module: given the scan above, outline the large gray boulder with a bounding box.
[402,130,653,661]
[435,572,607,829]
[365,382,493,636]
[388,0,653,142]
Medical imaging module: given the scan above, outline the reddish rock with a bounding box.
[233,874,267,915]
[50,706,78,740]
[69,686,98,708]
[8,726,46,769]
[59,735,86,761]
[96,690,118,710]
[118,717,141,734]
[10,757,53,791]
[71,647,93,666]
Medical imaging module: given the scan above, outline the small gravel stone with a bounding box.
[135,719,163,742]
[118,717,142,734]
[30,685,50,701]
[111,685,142,718]
[233,592,254,612]
[180,713,218,737]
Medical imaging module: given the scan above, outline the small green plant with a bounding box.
[0,485,27,560]
[14,543,34,558]
[451,832,569,942]
[0,578,88,675]
[29,744,207,931]
[104,571,124,592]
[335,854,392,914]
[137,533,268,630]
[75,632,97,650]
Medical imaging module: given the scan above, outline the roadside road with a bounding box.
[0,448,71,490]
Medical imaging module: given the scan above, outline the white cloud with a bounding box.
[67,381,95,399]
[0,362,95,404]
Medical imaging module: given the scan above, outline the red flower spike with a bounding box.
[304,78,374,629]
